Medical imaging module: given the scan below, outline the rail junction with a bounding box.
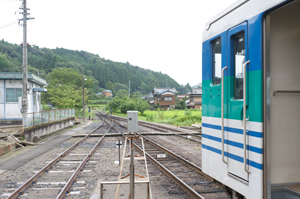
[0,111,231,199]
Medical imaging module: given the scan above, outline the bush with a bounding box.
[184,110,192,116]
[120,103,129,113]
[146,114,154,122]
[153,103,160,109]
[175,104,182,109]
[88,100,108,104]
[180,100,187,110]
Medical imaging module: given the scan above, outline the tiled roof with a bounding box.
[147,93,154,97]
[0,72,47,85]
[190,88,202,95]
[153,87,177,95]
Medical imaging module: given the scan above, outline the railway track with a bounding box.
[4,112,227,199]
[98,112,202,144]
[5,114,115,199]
[133,136,230,199]
[98,112,230,199]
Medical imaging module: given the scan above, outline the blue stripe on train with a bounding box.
[202,123,263,138]
[202,144,263,170]
[202,134,263,154]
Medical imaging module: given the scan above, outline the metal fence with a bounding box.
[23,109,75,129]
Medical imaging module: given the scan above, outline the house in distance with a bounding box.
[96,90,113,97]
[152,88,178,110]
[187,88,202,110]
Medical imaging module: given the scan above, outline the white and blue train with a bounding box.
[202,0,300,198]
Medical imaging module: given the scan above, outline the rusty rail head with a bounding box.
[6,122,103,199]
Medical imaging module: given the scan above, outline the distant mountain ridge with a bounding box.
[0,39,190,94]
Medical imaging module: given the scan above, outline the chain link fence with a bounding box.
[23,109,75,129]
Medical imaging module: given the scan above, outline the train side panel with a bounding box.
[202,13,264,199]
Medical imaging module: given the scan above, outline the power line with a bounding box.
[0,21,18,30]
[0,0,18,3]
[30,21,58,47]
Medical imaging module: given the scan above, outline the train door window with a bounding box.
[212,38,221,85]
[233,33,245,99]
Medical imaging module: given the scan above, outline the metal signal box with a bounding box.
[127,111,138,134]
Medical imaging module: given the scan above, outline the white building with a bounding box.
[0,72,47,122]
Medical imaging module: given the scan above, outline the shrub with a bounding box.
[175,104,182,109]
[184,110,192,116]
[157,108,164,119]
[153,103,160,109]
[146,114,154,122]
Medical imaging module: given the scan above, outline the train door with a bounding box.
[226,22,249,181]
[265,1,300,198]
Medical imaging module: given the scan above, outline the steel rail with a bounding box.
[56,126,110,199]
[97,112,213,198]
[98,112,202,142]
[7,122,104,199]
[137,135,206,176]
[133,140,205,199]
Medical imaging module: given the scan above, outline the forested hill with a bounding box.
[0,40,191,94]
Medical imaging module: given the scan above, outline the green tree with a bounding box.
[136,99,150,116]
[45,85,88,109]
[180,100,187,110]
[48,67,94,89]
[116,89,128,97]
[108,97,122,112]
[105,81,115,95]
[114,82,128,92]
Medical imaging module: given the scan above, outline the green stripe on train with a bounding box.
[202,70,263,122]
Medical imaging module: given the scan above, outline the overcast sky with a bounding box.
[0,0,236,86]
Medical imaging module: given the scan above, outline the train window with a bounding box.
[212,38,221,85]
[233,33,245,99]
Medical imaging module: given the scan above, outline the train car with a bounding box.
[202,0,300,198]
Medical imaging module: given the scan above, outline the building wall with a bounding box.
[194,96,202,102]
[102,91,112,97]
[0,80,43,120]
[5,80,22,119]
[154,94,176,107]
[195,104,202,110]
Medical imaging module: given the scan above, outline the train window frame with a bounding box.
[227,21,248,103]
[212,37,222,85]
[233,32,245,100]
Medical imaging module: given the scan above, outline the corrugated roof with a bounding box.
[0,72,47,85]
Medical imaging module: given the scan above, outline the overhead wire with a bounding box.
[29,21,58,48]
[0,21,18,30]
[0,0,18,3]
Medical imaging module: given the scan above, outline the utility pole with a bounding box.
[82,65,85,122]
[166,79,168,88]
[128,80,131,98]
[20,0,34,114]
